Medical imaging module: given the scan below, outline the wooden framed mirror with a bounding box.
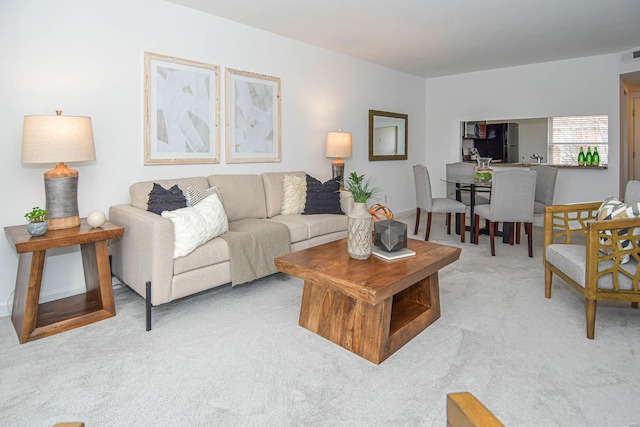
[369,110,408,161]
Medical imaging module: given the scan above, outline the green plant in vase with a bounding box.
[341,172,381,260]
[24,206,49,236]
[342,172,380,203]
[24,206,48,223]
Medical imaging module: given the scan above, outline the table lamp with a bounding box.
[325,129,352,183]
[22,110,96,230]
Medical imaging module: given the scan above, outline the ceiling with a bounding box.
[165,0,640,79]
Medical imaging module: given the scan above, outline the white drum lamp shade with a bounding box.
[325,130,352,181]
[22,111,96,230]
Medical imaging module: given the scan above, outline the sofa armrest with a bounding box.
[340,190,354,216]
[109,204,175,306]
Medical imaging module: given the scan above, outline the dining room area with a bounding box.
[412,161,558,258]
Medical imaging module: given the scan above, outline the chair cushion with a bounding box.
[431,197,467,214]
[474,204,490,219]
[546,243,638,290]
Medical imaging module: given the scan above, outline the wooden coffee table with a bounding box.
[274,238,461,364]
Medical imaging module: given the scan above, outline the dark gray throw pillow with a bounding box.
[147,183,187,215]
[303,175,343,215]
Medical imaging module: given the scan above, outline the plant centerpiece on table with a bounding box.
[343,172,380,203]
[342,172,380,260]
[24,206,49,236]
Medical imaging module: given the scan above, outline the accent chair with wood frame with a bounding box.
[533,165,558,214]
[543,190,640,339]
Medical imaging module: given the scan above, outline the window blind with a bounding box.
[548,115,608,165]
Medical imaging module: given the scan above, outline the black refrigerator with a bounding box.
[472,123,519,163]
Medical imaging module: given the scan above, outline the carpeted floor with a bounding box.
[1,214,639,426]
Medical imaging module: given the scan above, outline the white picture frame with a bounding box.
[144,52,220,165]
[225,68,281,163]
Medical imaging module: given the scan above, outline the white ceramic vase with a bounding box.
[347,202,373,260]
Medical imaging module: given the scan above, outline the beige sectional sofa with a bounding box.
[109,171,350,329]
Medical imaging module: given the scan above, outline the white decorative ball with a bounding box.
[87,211,106,228]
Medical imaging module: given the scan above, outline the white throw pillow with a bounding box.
[281,175,306,215]
[162,193,228,258]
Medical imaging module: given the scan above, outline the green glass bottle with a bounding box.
[585,147,593,166]
[578,147,585,166]
[593,147,600,166]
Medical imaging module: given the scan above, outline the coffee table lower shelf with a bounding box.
[299,274,440,364]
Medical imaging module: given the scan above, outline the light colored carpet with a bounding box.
[1,214,640,426]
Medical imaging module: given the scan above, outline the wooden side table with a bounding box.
[4,219,124,343]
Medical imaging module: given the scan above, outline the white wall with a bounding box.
[424,55,621,203]
[0,0,425,317]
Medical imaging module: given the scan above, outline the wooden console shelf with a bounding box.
[4,219,124,343]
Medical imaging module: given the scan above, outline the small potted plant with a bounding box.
[24,206,49,236]
[342,172,380,203]
[342,172,380,260]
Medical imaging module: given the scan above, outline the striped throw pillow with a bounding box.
[186,186,222,207]
[596,197,640,263]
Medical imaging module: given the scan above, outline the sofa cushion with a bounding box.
[267,216,309,243]
[299,214,348,238]
[173,236,230,275]
[304,175,342,215]
[208,174,267,221]
[269,214,348,242]
[262,171,306,217]
[281,175,307,215]
[161,193,229,258]
[147,183,187,215]
[130,177,209,210]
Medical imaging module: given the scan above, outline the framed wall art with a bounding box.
[144,52,220,165]
[225,68,281,163]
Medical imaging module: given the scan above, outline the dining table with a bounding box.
[442,178,511,244]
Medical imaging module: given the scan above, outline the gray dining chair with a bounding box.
[413,164,467,242]
[474,169,537,256]
[624,180,640,203]
[445,162,490,206]
[533,165,558,214]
